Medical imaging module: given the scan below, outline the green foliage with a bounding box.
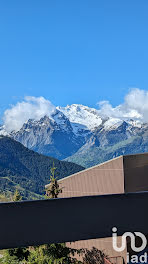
[27,244,83,264]
[27,246,51,264]
[0,253,20,264]
[12,189,22,202]
[83,247,108,264]
[43,243,83,263]
[0,193,10,202]
[0,136,85,199]
[45,163,62,199]
[0,245,84,264]
[0,247,30,264]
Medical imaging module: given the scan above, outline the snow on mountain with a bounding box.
[57,104,144,134]
[103,118,123,130]
[57,104,103,131]
[126,119,143,128]
[0,125,9,136]
[102,118,143,131]
[52,109,73,132]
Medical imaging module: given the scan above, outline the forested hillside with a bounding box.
[0,136,85,199]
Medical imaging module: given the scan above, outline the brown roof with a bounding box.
[46,156,124,198]
[46,152,148,197]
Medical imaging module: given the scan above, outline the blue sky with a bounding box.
[0,0,148,118]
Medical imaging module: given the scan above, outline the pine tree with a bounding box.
[45,162,62,199]
[12,189,22,202]
[43,163,84,263]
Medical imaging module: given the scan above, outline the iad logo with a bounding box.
[112,227,147,253]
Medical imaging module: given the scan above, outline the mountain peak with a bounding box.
[57,104,102,131]
[0,125,9,136]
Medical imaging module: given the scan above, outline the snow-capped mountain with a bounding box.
[10,109,87,159]
[57,104,143,132]
[57,104,103,131]
[1,103,147,166]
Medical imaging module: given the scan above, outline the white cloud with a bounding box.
[3,96,56,132]
[98,88,148,121]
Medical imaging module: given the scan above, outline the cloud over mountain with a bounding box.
[3,96,56,132]
[98,88,148,121]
